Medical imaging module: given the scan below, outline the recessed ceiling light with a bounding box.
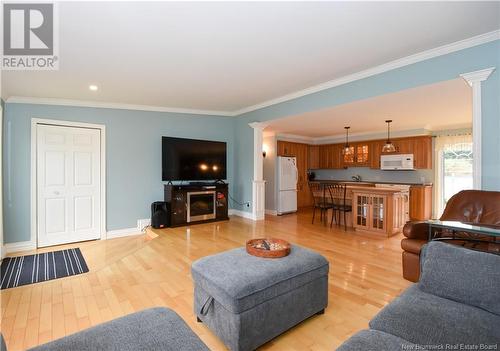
[89,85,98,91]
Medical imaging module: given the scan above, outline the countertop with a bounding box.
[311,179,433,186]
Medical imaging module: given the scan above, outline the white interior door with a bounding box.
[37,124,101,247]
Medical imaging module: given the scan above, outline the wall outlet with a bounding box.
[137,218,151,231]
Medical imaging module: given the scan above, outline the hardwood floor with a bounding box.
[0,210,411,350]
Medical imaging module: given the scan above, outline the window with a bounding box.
[435,133,473,216]
[442,146,473,205]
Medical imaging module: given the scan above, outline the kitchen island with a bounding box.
[310,180,414,236]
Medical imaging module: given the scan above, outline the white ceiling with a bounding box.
[2,2,499,114]
[266,78,472,138]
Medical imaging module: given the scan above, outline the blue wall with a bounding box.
[233,40,500,212]
[3,104,235,244]
[4,40,499,242]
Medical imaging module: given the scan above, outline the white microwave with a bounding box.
[380,154,414,170]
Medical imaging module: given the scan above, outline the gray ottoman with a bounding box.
[192,245,329,351]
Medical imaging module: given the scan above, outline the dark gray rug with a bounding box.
[0,248,89,290]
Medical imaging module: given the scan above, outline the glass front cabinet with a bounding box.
[353,191,406,236]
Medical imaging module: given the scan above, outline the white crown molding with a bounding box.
[4,31,499,117]
[276,125,474,145]
[5,96,235,117]
[312,128,433,145]
[278,129,432,145]
[276,133,316,144]
[233,30,500,116]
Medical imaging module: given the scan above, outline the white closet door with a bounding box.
[37,124,101,247]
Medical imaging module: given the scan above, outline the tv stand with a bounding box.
[188,181,217,186]
[164,183,229,227]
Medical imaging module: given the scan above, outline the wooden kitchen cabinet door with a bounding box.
[277,141,295,156]
[342,143,369,167]
[319,145,330,169]
[355,143,370,166]
[409,185,433,220]
[308,145,320,169]
[392,138,413,154]
[296,143,312,207]
[370,140,384,169]
[342,145,355,167]
[412,136,432,169]
[277,141,286,156]
[329,144,343,169]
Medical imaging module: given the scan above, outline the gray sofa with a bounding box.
[338,241,500,350]
[1,307,209,351]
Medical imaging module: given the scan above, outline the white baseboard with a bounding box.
[4,240,37,254]
[106,227,142,239]
[229,209,258,220]
[3,226,143,255]
[265,209,278,216]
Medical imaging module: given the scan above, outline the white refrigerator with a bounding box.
[277,156,298,215]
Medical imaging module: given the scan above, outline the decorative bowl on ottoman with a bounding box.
[246,238,291,258]
[191,244,329,351]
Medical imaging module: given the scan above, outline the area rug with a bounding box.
[0,248,89,290]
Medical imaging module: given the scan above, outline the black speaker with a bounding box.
[151,201,170,229]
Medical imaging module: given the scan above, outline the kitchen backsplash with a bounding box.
[312,168,434,184]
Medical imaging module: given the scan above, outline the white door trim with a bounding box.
[460,67,495,190]
[31,118,106,248]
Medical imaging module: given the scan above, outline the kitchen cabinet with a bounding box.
[409,185,433,220]
[342,146,355,166]
[308,145,320,169]
[352,188,407,236]
[286,135,431,171]
[369,140,385,169]
[355,143,370,165]
[343,143,370,167]
[328,144,343,169]
[353,193,388,233]
[411,136,432,169]
[318,144,343,169]
[318,145,329,169]
[370,136,432,169]
[277,140,291,156]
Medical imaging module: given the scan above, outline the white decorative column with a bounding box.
[460,67,495,190]
[249,122,268,220]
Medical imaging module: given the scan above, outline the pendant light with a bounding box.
[382,120,396,153]
[342,126,352,155]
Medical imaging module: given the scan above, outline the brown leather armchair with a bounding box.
[402,190,500,282]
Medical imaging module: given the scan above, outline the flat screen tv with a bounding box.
[162,137,227,181]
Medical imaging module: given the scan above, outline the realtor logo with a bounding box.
[2,2,59,70]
